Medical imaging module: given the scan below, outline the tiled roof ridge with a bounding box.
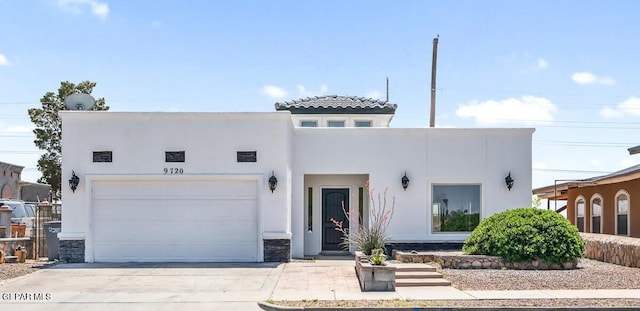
[274,95,397,109]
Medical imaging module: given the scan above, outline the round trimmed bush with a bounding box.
[463,208,585,264]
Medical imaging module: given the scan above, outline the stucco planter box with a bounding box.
[354,251,396,291]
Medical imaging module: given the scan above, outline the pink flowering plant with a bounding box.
[331,181,395,258]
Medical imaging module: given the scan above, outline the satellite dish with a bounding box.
[64,93,96,110]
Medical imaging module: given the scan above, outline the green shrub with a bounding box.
[462,208,585,264]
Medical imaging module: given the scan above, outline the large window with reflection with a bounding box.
[591,195,602,234]
[576,198,585,232]
[616,191,629,236]
[432,184,480,233]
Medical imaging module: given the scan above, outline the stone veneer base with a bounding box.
[581,233,640,268]
[393,250,578,270]
[59,239,85,263]
[263,239,290,262]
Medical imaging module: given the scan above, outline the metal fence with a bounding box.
[33,202,62,259]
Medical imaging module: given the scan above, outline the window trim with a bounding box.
[590,194,603,234]
[575,196,586,233]
[430,183,482,234]
[615,189,630,237]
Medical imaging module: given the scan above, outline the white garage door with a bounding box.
[91,179,258,262]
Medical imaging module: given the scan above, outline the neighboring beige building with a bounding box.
[0,161,23,199]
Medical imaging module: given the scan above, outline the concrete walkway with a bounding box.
[0,259,638,310]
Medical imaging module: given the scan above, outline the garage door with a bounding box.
[91,179,258,262]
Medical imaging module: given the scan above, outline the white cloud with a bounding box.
[571,71,615,85]
[621,158,640,168]
[0,54,9,66]
[2,125,34,133]
[618,97,640,116]
[598,76,616,85]
[537,58,548,69]
[598,106,624,118]
[57,0,109,19]
[297,84,328,97]
[262,85,287,99]
[600,97,640,118]
[456,96,557,125]
[366,90,382,99]
[533,162,547,170]
[571,72,596,84]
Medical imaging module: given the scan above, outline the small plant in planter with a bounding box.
[331,181,395,256]
[369,248,387,265]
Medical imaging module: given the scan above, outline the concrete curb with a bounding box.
[257,302,640,311]
[258,301,303,311]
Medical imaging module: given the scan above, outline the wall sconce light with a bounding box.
[505,172,514,191]
[268,171,278,193]
[69,171,80,193]
[401,171,410,191]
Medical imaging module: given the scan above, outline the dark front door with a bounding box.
[322,188,349,251]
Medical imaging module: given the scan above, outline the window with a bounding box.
[355,120,372,127]
[300,120,317,127]
[616,191,629,236]
[591,195,602,234]
[328,120,345,127]
[576,198,585,232]
[432,184,480,233]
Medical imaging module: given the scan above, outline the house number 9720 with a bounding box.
[164,168,184,174]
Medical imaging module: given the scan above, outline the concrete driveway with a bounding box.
[0,262,283,310]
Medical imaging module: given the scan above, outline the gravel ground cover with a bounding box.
[273,298,640,308]
[0,259,56,282]
[442,258,640,290]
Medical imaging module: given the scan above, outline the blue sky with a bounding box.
[1,0,640,190]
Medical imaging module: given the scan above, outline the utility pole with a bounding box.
[430,35,439,128]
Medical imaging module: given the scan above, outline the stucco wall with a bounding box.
[61,111,534,261]
[292,127,533,257]
[60,112,294,248]
[567,179,640,238]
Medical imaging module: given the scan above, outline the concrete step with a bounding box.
[393,263,437,272]
[396,278,451,287]
[395,271,444,279]
[3,256,18,263]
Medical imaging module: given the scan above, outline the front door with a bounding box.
[322,188,349,251]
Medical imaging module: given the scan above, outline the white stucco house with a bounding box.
[59,95,534,263]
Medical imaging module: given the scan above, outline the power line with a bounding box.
[0,151,44,154]
[533,168,613,174]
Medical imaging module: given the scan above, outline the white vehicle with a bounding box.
[0,199,35,238]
